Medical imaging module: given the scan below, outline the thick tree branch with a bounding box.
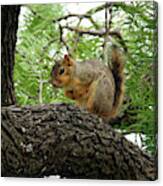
[1,104,157,180]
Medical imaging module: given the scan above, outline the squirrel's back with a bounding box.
[75,59,114,85]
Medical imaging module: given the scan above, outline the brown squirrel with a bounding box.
[50,46,125,120]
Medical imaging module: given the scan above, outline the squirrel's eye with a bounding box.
[59,67,65,75]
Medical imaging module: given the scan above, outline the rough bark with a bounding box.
[1,5,20,106]
[1,103,157,180]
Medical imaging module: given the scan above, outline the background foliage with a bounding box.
[14,2,157,154]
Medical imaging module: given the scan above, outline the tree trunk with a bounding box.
[1,104,157,180]
[1,5,20,106]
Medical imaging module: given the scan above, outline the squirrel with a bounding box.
[50,45,125,120]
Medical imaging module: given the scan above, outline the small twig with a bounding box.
[62,25,114,36]
[62,25,105,36]
[88,16,100,29]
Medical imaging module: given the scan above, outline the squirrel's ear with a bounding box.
[64,54,74,66]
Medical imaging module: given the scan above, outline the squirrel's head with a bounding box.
[50,54,75,88]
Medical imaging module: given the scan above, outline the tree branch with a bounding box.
[62,25,127,52]
[1,104,157,180]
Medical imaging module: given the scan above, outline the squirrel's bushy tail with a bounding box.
[110,45,125,118]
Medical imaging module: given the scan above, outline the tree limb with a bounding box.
[1,104,157,180]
